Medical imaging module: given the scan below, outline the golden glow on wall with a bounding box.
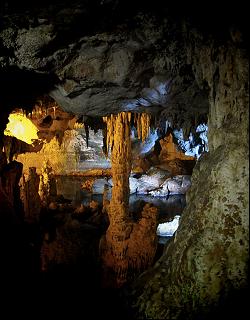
[4,113,39,144]
[103,112,151,153]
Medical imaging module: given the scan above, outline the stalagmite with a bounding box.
[103,112,132,223]
[20,167,41,222]
[38,160,57,206]
[101,112,157,288]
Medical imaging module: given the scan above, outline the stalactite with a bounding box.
[102,127,108,157]
[183,124,189,140]
[101,112,157,288]
[140,113,151,142]
[103,112,151,154]
[84,122,89,148]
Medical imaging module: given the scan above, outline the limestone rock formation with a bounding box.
[0,1,210,129]
[130,24,249,319]
[0,2,248,318]
[101,112,158,287]
[38,160,57,206]
[20,167,41,223]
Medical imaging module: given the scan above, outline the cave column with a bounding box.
[101,112,132,287]
[101,112,156,288]
[108,112,131,226]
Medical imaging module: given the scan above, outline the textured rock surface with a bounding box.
[130,25,249,319]
[0,1,248,318]
[0,1,211,130]
[159,133,194,161]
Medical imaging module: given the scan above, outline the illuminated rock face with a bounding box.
[156,133,196,175]
[14,103,110,174]
[101,112,158,287]
[131,31,249,319]
[4,113,39,144]
[17,131,81,174]
[159,133,194,162]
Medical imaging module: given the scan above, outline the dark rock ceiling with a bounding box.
[0,0,248,127]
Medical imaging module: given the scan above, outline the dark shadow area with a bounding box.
[0,217,133,319]
[0,66,59,109]
[0,67,59,139]
[192,287,250,320]
[1,0,248,46]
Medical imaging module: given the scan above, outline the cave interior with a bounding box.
[0,1,248,319]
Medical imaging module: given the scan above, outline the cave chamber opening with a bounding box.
[0,90,208,314]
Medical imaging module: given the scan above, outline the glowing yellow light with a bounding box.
[4,113,39,144]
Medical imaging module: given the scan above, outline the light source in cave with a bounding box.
[4,112,39,144]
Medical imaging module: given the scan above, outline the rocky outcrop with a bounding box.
[130,26,249,319]
[159,133,194,162]
[0,159,27,274]
[0,2,209,130]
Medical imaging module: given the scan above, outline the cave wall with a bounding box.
[16,128,110,174]
[17,130,82,174]
[132,27,249,319]
[0,2,248,317]
[0,2,210,124]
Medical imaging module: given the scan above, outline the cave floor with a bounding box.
[1,175,187,318]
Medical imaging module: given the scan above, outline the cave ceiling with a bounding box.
[0,0,247,129]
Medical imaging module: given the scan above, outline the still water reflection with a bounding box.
[56,175,186,234]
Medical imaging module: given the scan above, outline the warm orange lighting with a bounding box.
[4,113,39,144]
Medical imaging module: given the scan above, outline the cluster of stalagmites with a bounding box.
[101,112,158,287]
[20,160,57,222]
